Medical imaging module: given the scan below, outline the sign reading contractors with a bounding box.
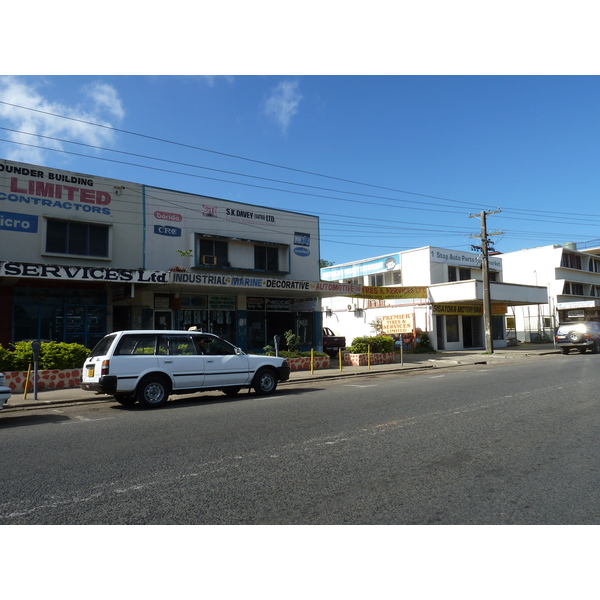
[0,262,168,283]
[1,161,113,216]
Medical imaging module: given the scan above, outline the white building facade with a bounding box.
[500,242,600,341]
[321,246,547,351]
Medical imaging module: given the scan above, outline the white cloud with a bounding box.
[0,76,125,164]
[264,80,302,134]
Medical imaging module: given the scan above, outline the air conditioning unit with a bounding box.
[201,255,217,265]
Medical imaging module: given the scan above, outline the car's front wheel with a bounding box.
[136,376,170,408]
[252,368,278,395]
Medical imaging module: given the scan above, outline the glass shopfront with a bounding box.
[246,297,315,352]
[12,287,107,348]
[174,295,237,344]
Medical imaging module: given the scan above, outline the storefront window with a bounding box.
[446,315,460,343]
[12,288,107,347]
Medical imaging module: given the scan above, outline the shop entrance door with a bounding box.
[266,312,296,350]
[462,316,483,348]
[154,311,172,330]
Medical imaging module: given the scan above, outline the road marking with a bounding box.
[61,416,116,425]
[343,384,378,388]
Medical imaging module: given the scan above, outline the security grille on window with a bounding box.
[46,219,109,257]
[255,246,279,271]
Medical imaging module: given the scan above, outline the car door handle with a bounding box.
[164,359,173,363]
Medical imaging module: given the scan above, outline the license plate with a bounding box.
[87,366,95,377]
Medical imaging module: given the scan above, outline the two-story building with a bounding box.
[0,159,327,352]
[321,246,547,351]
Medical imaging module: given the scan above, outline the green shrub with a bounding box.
[0,345,13,371]
[0,341,90,371]
[348,335,394,354]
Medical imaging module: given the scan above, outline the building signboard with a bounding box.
[556,300,600,310]
[352,286,428,299]
[432,303,507,315]
[381,314,414,334]
[429,247,502,271]
[0,261,168,283]
[321,254,401,281]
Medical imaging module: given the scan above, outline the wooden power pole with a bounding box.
[469,210,501,354]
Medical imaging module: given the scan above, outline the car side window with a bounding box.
[197,336,236,356]
[162,335,199,356]
[115,335,157,355]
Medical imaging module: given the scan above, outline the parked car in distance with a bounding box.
[555,321,600,354]
[81,330,291,408]
[0,373,12,409]
[322,327,346,357]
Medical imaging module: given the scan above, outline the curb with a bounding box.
[1,348,559,413]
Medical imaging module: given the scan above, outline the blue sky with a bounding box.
[2,74,600,267]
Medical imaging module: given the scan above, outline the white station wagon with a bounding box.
[80,330,291,408]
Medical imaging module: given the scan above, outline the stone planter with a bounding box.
[286,356,331,371]
[343,352,397,367]
[4,369,82,393]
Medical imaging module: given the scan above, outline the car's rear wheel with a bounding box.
[592,342,600,354]
[577,347,587,353]
[114,394,137,406]
[560,348,570,355]
[136,376,170,408]
[252,368,277,395]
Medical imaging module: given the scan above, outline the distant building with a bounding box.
[321,246,546,351]
[501,242,600,341]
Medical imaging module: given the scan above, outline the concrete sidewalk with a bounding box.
[1,343,559,412]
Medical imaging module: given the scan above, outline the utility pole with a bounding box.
[469,210,501,353]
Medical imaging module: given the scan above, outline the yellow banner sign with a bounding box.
[351,286,428,299]
[432,304,507,315]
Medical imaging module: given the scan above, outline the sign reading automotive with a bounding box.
[381,314,414,334]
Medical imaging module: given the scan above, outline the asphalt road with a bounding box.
[1,353,599,524]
